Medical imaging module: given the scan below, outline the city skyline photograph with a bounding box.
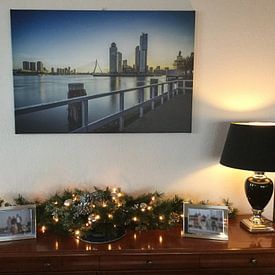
[11,10,195,73]
[11,10,195,134]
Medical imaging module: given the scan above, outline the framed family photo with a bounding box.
[0,205,36,242]
[183,203,228,241]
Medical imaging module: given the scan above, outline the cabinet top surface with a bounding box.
[0,215,274,255]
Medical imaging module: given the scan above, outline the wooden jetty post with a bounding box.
[67,83,87,131]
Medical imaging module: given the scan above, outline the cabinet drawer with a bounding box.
[60,255,99,271]
[0,255,99,273]
[100,254,199,271]
[200,253,275,268]
[0,256,59,272]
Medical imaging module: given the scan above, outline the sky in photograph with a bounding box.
[11,10,195,73]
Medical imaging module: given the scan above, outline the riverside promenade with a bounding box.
[123,91,192,133]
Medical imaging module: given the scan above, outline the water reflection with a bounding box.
[110,76,121,91]
[14,75,166,133]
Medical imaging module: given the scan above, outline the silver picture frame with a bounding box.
[183,203,228,241]
[0,204,36,242]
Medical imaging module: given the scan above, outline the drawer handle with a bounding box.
[146,260,153,265]
[250,258,257,264]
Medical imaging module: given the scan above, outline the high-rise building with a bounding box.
[173,51,185,72]
[30,62,36,71]
[139,33,148,73]
[135,46,140,72]
[22,61,30,71]
[117,52,122,73]
[37,61,43,72]
[122,60,127,72]
[109,42,118,73]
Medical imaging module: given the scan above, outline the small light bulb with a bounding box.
[159,215,164,221]
[64,199,72,207]
[41,226,46,233]
[132,216,138,222]
[72,194,77,201]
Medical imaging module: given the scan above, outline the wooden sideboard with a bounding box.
[1,215,275,275]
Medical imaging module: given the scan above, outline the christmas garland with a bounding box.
[0,187,238,243]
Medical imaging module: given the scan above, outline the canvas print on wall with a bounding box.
[11,10,195,133]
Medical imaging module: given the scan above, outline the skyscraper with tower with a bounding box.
[139,33,148,73]
[109,42,118,73]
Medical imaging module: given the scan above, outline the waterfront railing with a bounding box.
[15,78,193,133]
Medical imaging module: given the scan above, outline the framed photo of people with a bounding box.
[0,205,36,242]
[183,203,228,241]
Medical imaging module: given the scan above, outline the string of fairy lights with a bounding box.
[1,187,238,242]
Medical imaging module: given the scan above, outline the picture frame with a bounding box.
[0,205,36,242]
[183,203,228,241]
[11,10,195,134]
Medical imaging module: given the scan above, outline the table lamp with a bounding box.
[220,122,275,232]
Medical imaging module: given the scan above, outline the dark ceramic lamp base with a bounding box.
[241,172,274,233]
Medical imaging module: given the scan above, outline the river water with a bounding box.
[13,75,166,133]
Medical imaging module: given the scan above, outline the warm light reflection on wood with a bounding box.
[159,235,163,244]
[55,241,59,250]
[85,245,92,251]
[108,244,112,250]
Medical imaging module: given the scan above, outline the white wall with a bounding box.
[0,0,275,215]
